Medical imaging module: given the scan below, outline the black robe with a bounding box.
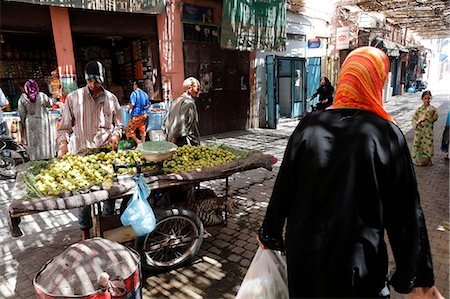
[259,109,434,298]
[311,85,334,110]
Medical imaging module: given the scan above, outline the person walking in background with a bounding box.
[163,77,201,147]
[257,47,443,299]
[310,76,334,110]
[412,90,438,166]
[0,88,9,136]
[441,110,450,160]
[18,80,53,160]
[56,60,123,240]
[125,80,150,145]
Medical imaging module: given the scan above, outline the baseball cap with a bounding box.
[84,61,105,84]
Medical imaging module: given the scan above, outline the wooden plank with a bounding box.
[101,226,136,244]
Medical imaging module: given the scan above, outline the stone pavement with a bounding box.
[0,84,448,299]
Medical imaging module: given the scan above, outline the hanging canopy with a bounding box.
[374,37,399,57]
[338,0,449,39]
[6,0,167,14]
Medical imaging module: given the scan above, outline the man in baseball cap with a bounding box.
[57,59,123,240]
[84,60,105,84]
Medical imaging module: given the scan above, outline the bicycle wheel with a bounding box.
[0,156,16,179]
[135,208,204,272]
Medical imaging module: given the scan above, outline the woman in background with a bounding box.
[310,76,334,110]
[18,79,53,160]
[257,47,442,298]
[440,110,449,160]
[412,90,438,166]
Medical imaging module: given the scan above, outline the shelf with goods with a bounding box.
[0,61,57,111]
[0,56,59,143]
[182,22,221,44]
[0,32,58,102]
[75,45,113,86]
[117,39,156,102]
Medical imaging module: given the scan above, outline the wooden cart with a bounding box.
[8,153,273,271]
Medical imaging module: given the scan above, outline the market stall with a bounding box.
[2,109,61,148]
[7,143,273,270]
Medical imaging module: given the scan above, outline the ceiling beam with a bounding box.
[339,0,450,39]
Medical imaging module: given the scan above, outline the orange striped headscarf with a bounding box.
[329,46,394,122]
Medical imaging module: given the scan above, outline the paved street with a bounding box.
[0,82,448,299]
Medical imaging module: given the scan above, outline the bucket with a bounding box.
[34,238,142,299]
[146,105,167,131]
[121,107,131,127]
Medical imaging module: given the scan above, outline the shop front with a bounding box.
[0,1,163,143]
[69,9,162,105]
[0,1,57,109]
[1,0,164,103]
[181,1,251,136]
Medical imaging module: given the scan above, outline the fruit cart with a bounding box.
[7,143,274,271]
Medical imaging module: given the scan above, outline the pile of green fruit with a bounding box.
[28,151,144,197]
[26,144,244,197]
[162,145,235,173]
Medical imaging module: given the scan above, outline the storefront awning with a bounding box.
[374,38,399,57]
[220,0,287,51]
[395,42,409,53]
[6,0,168,14]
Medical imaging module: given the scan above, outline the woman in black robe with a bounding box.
[257,47,442,299]
[311,76,334,110]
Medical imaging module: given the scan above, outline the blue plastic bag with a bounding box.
[120,176,156,237]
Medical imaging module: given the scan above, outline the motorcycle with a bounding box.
[415,79,428,92]
[0,135,29,179]
[407,80,428,93]
[306,99,316,114]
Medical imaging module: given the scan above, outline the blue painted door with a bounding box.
[292,59,306,117]
[277,58,292,118]
[275,57,306,118]
[307,57,321,109]
[266,56,306,127]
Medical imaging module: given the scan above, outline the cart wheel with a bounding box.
[135,208,204,272]
[15,150,29,165]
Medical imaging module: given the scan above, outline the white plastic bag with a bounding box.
[236,247,289,299]
[120,176,156,237]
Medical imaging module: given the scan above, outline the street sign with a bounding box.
[336,27,350,50]
[308,38,321,49]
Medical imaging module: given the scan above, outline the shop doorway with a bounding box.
[71,35,160,105]
[0,32,57,107]
[183,43,250,136]
[69,9,161,105]
[266,56,306,129]
[391,58,401,95]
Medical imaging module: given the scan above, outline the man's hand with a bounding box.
[57,141,68,159]
[409,286,445,299]
[110,134,120,150]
